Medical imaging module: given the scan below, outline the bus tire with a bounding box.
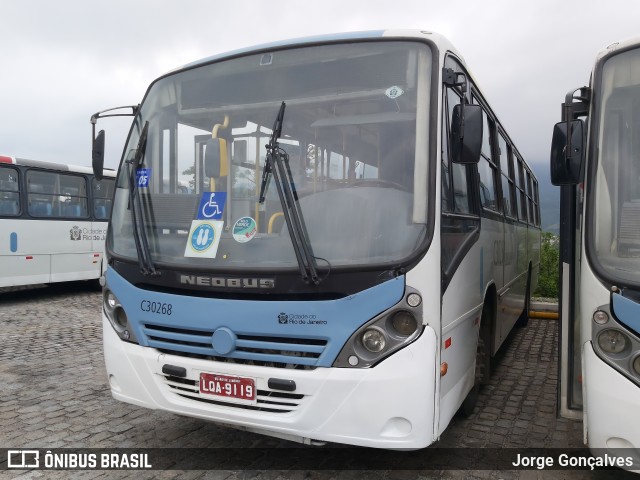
[516,267,531,328]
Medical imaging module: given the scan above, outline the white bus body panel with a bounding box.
[0,219,104,287]
[583,343,640,455]
[103,318,438,449]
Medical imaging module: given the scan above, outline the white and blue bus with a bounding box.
[0,156,115,288]
[92,30,540,448]
[552,36,640,463]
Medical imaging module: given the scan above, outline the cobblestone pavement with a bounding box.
[0,283,636,479]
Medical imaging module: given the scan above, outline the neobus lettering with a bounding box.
[180,275,275,289]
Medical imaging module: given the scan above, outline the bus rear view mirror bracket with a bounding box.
[89,105,139,181]
[550,119,584,185]
[451,103,482,164]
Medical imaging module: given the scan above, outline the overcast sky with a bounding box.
[2,0,640,172]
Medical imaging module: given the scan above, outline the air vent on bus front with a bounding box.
[143,323,327,370]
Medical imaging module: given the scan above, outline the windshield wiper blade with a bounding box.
[260,102,321,285]
[126,121,158,276]
[258,102,285,203]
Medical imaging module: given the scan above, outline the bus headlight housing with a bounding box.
[597,329,628,355]
[592,303,640,386]
[103,288,137,344]
[333,286,424,368]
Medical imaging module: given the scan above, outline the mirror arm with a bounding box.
[90,105,140,142]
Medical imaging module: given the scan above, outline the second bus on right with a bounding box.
[551,36,640,468]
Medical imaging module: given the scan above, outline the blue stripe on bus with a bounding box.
[10,232,17,252]
[612,293,640,336]
[106,267,404,367]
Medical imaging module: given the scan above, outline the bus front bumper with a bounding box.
[103,317,438,449]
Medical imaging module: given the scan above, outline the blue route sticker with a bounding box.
[136,168,151,188]
[196,192,227,220]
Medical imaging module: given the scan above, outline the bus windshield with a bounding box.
[592,46,640,286]
[109,41,431,273]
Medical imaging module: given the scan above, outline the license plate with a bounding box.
[199,372,256,402]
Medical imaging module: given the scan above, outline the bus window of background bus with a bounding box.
[27,170,88,218]
[516,157,528,223]
[0,166,20,216]
[93,177,115,220]
[59,174,88,218]
[526,170,535,225]
[477,108,499,212]
[498,132,516,218]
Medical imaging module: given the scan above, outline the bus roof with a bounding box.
[595,35,640,64]
[0,155,116,177]
[168,29,463,76]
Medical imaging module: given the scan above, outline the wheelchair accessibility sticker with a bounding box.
[184,220,223,258]
[197,192,227,220]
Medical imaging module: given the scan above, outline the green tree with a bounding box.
[534,231,560,299]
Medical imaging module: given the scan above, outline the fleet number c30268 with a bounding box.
[140,300,173,315]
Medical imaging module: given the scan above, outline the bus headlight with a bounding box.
[362,328,386,353]
[104,290,118,315]
[333,286,424,368]
[103,288,137,343]
[597,329,628,355]
[633,356,640,376]
[391,311,418,336]
[106,291,118,311]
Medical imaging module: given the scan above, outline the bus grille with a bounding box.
[143,323,327,370]
[160,374,306,413]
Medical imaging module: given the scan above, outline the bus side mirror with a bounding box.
[451,104,483,164]
[550,120,584,185]
[92,130,105,181]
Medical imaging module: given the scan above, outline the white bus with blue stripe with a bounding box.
[93,30,540,449]
[552,36,640,467]
[0,156,115,288]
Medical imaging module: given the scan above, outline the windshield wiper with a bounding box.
[126,121,158,276]
[259,102,321,285]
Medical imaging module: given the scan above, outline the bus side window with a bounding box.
[0,167,20,216]
[498,132,516,218]
[477,108,499,211]
[59,174,88,218]
[441,77,480,287]
[443,87,472,214]
[28,183,53,217]
[93,178,115,220]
